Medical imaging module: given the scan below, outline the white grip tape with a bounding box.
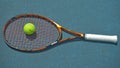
[85,34,118,43]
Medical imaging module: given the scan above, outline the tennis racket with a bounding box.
[3,14,118,51]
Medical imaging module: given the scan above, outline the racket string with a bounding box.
[5,16,60,50]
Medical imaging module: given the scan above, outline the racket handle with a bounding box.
[84,34,118,43]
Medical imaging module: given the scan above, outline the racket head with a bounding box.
[3,14,62,51]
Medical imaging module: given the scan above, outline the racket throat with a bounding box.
[61,27,84,38]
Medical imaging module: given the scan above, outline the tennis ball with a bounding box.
[23,23,36,35]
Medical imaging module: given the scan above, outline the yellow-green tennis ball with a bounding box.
[23,23,36,35]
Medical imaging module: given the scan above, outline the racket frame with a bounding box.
[3,14,84,51]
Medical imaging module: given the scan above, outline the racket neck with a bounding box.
[61,27,84,38]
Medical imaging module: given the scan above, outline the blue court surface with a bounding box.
[0,0,120,68]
